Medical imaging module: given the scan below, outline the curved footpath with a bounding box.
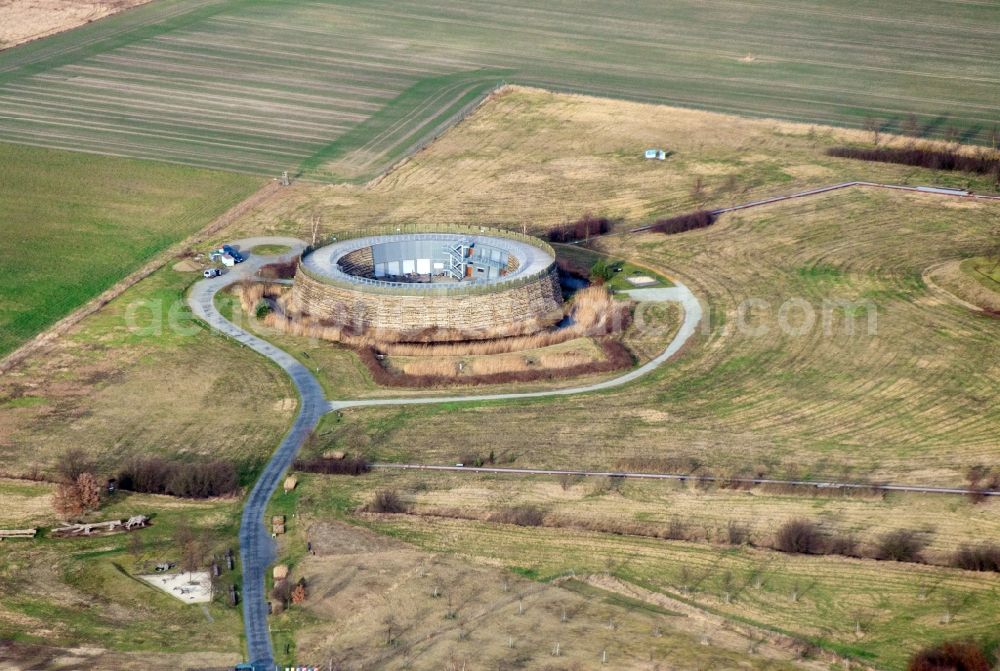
[188,239,701,669]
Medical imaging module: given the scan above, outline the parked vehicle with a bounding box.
[203,268,223,278]
[223,244,246,263]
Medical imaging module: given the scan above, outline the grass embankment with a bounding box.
[0,480,243,668]
[0,0,998,178]
[320,470,1000,571]
[239,87,1000,242]
[0,143,260,358]
[0,266,295,477]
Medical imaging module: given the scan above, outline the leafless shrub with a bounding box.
[271,579,292,607]
[827,145,1000,174]
[257,258,299,280]
[650,210,717,235]
[489,505,544,527]
[665,516,688,541]
[773,519,824,555]
[907,639,990,671]
[547,213,612,243]
[875,529,926,563]
[726,521,751,546]
[116,458,237,498]
[293,455,370,475]
[827,533,860,558]
[367,489,407,514]
[951,543,1000,573]
[57,448,95,484]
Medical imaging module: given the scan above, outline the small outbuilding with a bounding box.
[273,564,289,581]
[283,476,298,493]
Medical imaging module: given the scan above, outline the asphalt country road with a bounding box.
[188,240,701,669]
[188,237,324,669]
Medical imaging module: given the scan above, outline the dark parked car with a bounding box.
[222,244,245,263]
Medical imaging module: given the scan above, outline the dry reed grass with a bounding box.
[382,286,630,356]
[399,359,459,376]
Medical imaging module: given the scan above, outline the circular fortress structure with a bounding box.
[292,228,563,341]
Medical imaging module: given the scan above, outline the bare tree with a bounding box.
[863,117,882,145]
[690,176,706,201]
[57,448,95,484]
[901,113,920,139]
[382,613,398,645]
[53,481,84,519]
[720,570,735,603]
[127,530,144,561]
[175,525,202,582]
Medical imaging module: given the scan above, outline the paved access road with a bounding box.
[189,249,701,670]
[187,237,327,669]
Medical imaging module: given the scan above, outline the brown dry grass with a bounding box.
[0,0,150,50]
[0,268,295,476]
[332,188,999,485]
[271,489,812,671]
[332,471,1000,568]
[390,339,606,379]
[232,87,1000,242]
[0,478,53,528]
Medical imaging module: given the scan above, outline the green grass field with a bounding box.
[0,142,260,358]
[0,0,997,181]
